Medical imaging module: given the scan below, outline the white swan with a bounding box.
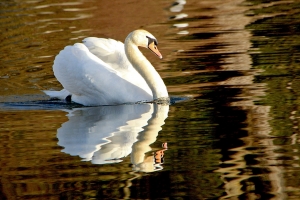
[44,30,169,106]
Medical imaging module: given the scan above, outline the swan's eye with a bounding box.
[146,36,158,46]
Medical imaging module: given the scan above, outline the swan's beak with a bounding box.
[148,42,163,59]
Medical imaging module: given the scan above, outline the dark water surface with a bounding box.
[1,0,300,199]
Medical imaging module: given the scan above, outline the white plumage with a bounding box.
[44,30,168,106]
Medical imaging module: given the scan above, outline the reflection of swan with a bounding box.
[57,103,169,172]
[131,105,169,172]
[44,30,168,106]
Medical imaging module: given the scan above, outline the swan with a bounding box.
[44,29,169,106]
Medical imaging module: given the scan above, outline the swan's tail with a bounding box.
[44,89,71,100]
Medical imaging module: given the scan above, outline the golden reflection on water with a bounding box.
[0,0,96,97]
[0,0,173,198]
[179,1,286,199]
[0,103,169,198]
[167,0,299,199]
[1,0,300,199]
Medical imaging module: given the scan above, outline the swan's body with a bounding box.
[44,30,168,106]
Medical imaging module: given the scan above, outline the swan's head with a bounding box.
[126,29,163,59]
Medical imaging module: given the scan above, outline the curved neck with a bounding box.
[124,39,168,99]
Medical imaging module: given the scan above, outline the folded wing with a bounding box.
[52,43,152,105]
[83,37,131,71]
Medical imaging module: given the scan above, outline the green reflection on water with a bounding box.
[247,1,300,137]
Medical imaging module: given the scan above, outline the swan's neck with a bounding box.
[125,40,168,100]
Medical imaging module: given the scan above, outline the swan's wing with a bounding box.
[83,37,130,70]
[82,37,153,97]
[53,43,151,105]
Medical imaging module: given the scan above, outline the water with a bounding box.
[1,0,300,199]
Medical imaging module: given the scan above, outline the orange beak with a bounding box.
[148,42,163,59]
